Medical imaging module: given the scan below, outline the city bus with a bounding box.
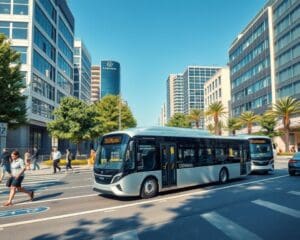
[93,127,267,198]
[245,136,275,173]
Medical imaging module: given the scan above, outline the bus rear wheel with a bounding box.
[219,168,229,184]
[140,177,158,199]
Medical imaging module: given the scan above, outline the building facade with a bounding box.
[101,60,120,98]
[74,39,91,102]
[159,103,167,126]
[166,74,184,122]
[229,6,274,118]
[0,0,75,152]
[183,66,221,128]
[91,65,101,103]
[204,67,231,134]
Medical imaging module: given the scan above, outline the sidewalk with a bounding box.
[25,164,92,176]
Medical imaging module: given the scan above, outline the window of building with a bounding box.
[0,0,10,14]
[59,17,73,47]
[13,0,28,15]
[35,4,56,42]
[31,97,54,119]
[219,88,222,98]
[33,50,55,81]
[32,74,55,101]
[34,27,56,62]
[58,53,73,79]
[12,22,27,39]
[38,0,56,22]
[11,46,27,64]
[0,21,10,37]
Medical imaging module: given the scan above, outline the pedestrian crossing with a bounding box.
[112,190,300,240]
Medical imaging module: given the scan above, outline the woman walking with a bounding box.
[65,148,73,171]
[3,150,34,206]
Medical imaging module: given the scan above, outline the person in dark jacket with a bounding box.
[0,148,11,183]
[31,146,40,170]
[65,148,73,171]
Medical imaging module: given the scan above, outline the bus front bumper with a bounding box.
[251,160,274,172]
[93,181,137,197]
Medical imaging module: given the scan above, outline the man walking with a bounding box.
[0,148,11,183]
[31,146,40,170]
[51,147,61,174]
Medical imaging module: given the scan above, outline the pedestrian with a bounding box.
[3,150,34,206]
[31,146,40,170]
[65,148,73,171]
[88,148,96,168]
[0,148,11,183]
[24,149,31,170]
[51,147,61,174]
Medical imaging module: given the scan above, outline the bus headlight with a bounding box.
[111,173,123,184]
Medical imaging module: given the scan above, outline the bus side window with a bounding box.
[137,143,157,171]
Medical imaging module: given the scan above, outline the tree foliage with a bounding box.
[205,101,226,135]
[47,97,99,146]
[94,95,137,134]
[188,109,203,128]
[167,113,190,128]
[269,97,300,152]
[238,111,260,134]
[226,117,242,136]
[258,112,281,138]
[0,34,27,128]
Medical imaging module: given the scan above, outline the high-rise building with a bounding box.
[0,0,75,152]
[183,66,221,128]
[160,103,167,126]
[229,0,300,150]
[166,74,184,122]
[91,65,101,103]
[74,39,91,102]
[204,67,231,134]
[229,5,274,118]
[101,60,120,98]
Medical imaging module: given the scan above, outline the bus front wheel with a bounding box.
[140,177,158,199]
[219,168,229,184]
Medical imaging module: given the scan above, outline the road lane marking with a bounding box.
[288,191,300,196]
[252,199,300,218]
[0,174,289,229]
[0,207,49,218]
[113,230,139,240]
[201,211,262,240]
[0,193,99,208]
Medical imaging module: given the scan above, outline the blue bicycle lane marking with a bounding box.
[0,206,49,218]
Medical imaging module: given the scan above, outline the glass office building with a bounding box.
[101,60,120,98]
[183,66,220,128]
[0,0,74,152]
[74,39,91,103]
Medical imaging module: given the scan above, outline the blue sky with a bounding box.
[68,0,266,126]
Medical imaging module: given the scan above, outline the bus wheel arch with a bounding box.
[219,167,229,184]
[140,176,158,199]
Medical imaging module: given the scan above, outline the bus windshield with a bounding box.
[95,135,129,170]
[249,139,273,159]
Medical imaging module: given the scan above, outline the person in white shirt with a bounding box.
[3,150,34,206]
[52,147,61,174]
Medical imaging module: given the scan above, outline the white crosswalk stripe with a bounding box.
[288,191,300,196]
[112,230,139,240]
[252,199,300,218]
[201,211,262,240]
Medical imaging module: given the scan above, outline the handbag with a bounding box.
[6,176,13,187]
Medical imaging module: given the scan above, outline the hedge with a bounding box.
[42,159,88,166]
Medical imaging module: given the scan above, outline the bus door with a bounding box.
[240,144,248,175]
[160,143,177,188]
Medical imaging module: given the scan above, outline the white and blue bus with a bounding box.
[93,127,272,198]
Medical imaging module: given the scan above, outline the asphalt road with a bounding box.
[0,159,299,240]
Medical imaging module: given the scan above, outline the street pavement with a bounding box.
[0,158,299,240]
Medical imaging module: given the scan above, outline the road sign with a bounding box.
[0,122,7,137]
[0,206,49,218]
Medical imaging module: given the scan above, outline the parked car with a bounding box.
[288,152,300,176]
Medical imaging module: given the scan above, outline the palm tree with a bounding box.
[205,102,227,135]
[226,117,242,136]
[188,109,204,128]
[238,111,260,134]
[206,123,215,134]
[270,97,300,152]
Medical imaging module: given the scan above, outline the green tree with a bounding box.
[238,111,260,134]
[167,113,190,128]
[226,117,241,136]
[270,97,300,152]
[188,109,203,128]
[94,95,137,134]
[47,97,98,153]
[258,112,281,138]
[0,34,27,128]
[205,102,226,135]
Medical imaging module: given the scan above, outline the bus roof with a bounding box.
[103,127,271,141]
